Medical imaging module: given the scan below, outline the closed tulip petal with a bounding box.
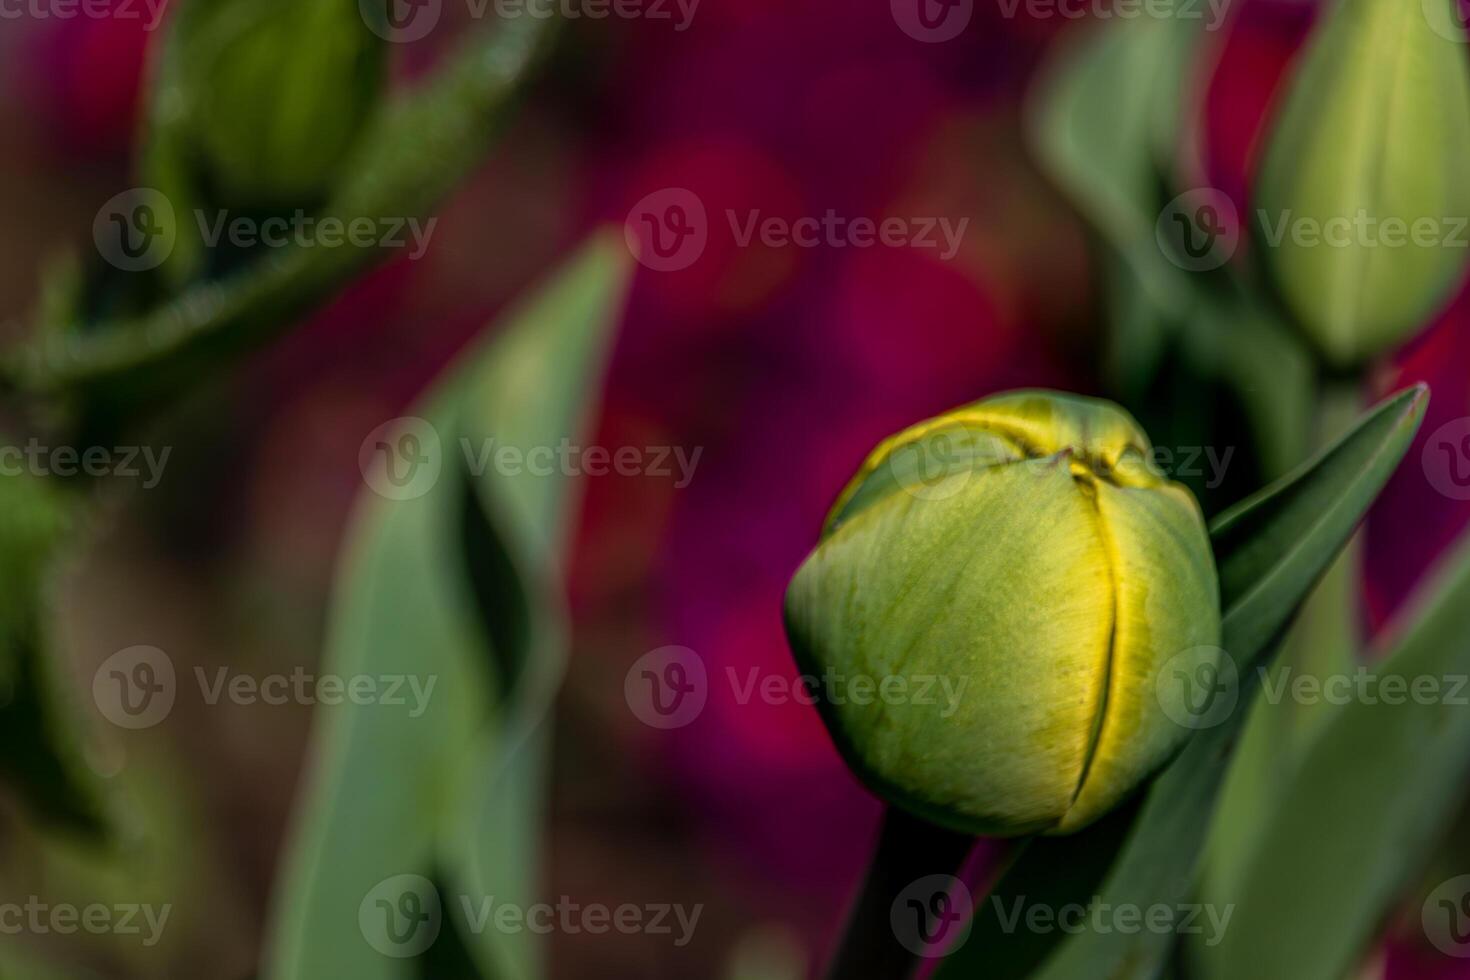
[785,390,1222,836]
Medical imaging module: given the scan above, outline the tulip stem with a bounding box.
[824,807,977,980]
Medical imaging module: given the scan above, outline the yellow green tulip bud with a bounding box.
[784,390,1221,837]
[1253,0,1470,367]
[182,0,384,206]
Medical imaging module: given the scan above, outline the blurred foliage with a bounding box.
[266,237,631,980]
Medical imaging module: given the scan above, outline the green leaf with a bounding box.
[1209,385,1426,660]
[1200,381,1367,907]
[1189,512,1470,979]
[0,466,104,837]
[933,384,1427,980]
[263,235,631,980]
[1028,16,1203,318]
[1253,0,1470,367]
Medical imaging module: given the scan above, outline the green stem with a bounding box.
[824,807,976,980]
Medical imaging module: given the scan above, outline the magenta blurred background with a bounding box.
[3,0,1469,976]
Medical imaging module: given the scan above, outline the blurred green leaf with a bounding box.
[1190,515,1470,979]
[1202,382,1366,906]
[263,235,631,980]
[1253,0,1470,367]
[1034,17,1314,499]
[934,384,1427,980]
[0,466,104,837]
[1029,16,1202,317]
[0,942,105,980]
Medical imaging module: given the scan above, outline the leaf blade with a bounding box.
[262,235,631,980]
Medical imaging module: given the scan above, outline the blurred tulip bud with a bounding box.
[1253,0,1470,368]
[784,391,1221,837]
[180,0,384,205]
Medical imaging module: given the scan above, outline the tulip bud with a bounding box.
[784,391,1221,836]
[180,0,384,206]
[1253,0,1470,367]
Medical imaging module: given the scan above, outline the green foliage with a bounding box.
[0,465,104,837]
[1191,525,1470,979]
[264,236,631,980]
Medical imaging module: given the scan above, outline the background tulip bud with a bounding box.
[784,391,1221,837]
[1252,0,1470,368]
[178,0,384,206]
